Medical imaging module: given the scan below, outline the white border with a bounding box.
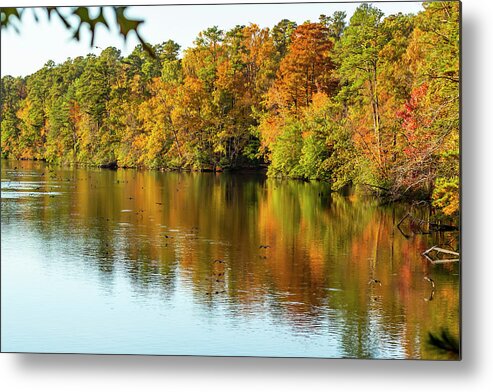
[1,1,492,391]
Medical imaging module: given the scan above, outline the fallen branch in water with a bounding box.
[397,212,458,238]
[422,245,460,264]
[396,213,414,238]
[425,246,459,256]
[361,183,390,193]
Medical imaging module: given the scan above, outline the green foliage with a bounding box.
[45,95,72,163]
[268,119,303,178]
[271,19,297,58]
[265,94,357,189]
[299,133,330,181]
[336,4,385,88]
[319,11,347,40]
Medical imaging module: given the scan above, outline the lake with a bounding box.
[1,160,460,359]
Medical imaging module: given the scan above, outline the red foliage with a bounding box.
[396,83,430,158]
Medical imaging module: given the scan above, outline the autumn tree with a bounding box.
[260,22,338,181]
[43,56,87,163]
[268,22,336,112]
[138,41,183,168]
[74,48,121,166]
[215,24,278,167]
[1,76,26,158]
[400,1,460,212]
[335,4,387,182]
[172,27,226,169]
[15,61,59,159]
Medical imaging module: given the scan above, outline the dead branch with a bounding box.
[430,258,460,264]
[424,246,459,257]
[396,212,458,238]
[422,245,460,264]
[362,182,390,192]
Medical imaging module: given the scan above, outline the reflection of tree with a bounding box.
[4,160,459,359]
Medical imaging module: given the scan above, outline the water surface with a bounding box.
[1,160,460,358]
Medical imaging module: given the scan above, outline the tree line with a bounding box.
[0,2,459,214]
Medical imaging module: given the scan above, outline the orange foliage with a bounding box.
[267,23,335,112]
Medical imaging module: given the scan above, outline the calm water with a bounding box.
[1,160,460,359]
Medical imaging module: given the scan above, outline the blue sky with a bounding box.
[1,1,424,77]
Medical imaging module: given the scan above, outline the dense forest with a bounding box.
[0,2,459,214]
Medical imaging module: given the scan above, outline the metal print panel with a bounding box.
[0,1,461,359]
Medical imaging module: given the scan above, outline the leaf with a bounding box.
[72,7,90,23]
[71,7,110,47]
[113,7,155,58]
[54,9,72,30]
[114,7,142,38]
[1,7,22,29]
[72,26,81,42]
[94,9,108,29]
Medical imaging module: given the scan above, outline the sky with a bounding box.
[0,1,424,78]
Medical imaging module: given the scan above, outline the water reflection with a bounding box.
[1,160,459,358]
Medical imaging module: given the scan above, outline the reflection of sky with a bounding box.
[0,177,358,357]
[1,1,423,77]
[1,223,344,356]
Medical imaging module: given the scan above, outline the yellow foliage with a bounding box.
[432,177,459,216]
